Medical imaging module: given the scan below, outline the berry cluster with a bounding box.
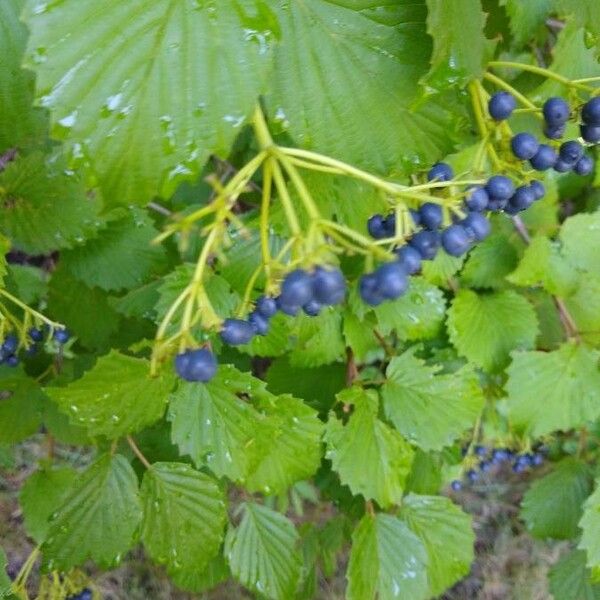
[451,445,545,491]
[66,589,92,600]
[0,327,70,368]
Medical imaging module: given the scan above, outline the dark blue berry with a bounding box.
[248,311,269,335]
[2,334,18,354]
[409,230,440,261]
[376,262,408,300]
[465,186,489,212]
[553,158,573,173]
[419,202,443,230]
[582,97,600,126]
[53,329,70,344]
[512,462,527,474]
[256,296,277,318]
[409,209,421,227]
[28,327,44,342]
[530,144,557,170]
[175,349,217,382]
[479,460,492,473]
[487,197,509,212]
[383,213,396,237]
[451,480,462,492]
[395,245,422,275]
[466,469,478,483]
[486,175,515,200]
[276,297,301,316]
[508,185,535,211]
[511,133,539,160]
[492,448,509,464]
[359,273,384,306]
[6,355,18,368]
[544,123,565,140]
[574,155,594,176]
[474,445,487,457]
[312,267,346,305]
[367,214,387,239]
[80,590,93,600]
[462,212,491,241]
[488,92,516,120]
[580,123,600,143]
[529,180,545,200]
[559,140,584,164]
[220,319,255,345]
[532,453,544,467]
[441,224,471,257]
[280,269,314,307]
[303,300,322,316]
[543,97,570,126]
[427,162,453,182]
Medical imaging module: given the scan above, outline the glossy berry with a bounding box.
[395,245,422,275]
[175,349,217,382]
[559,140,584,164]
[465,186,489,212]
[279,269,313,307]
[53,329,70,344]
[508,185,535,211]
[574,155,594,176]
[427,162,453,182]
[441,224,471,257]
[303,300,322,317]
[367,214,387,239]
[312,267,346,305]
[466,469,478,483]
[529,180,545,200]
[486,175,515,200]
[359,273,384,306]
[580,123,600,143]
[492,448,510,464]
[419,202,443,230]
[410,209,421,227]
[28,327,44,342]
[479,460,492,473]
[248,311,269,336]
[488,91,516,120]
[376,262,408,300]
[255,296,277,318]
[544,123,565,140]
[553,158,573,173]
[276,297,301,316]
[532,453,544,467]
[530,144,557,170]
[5,355,19,368]
[512,462,527,474]
[409,230,440,261]
[2,334,18,354]
[543,97,570,125]
[220,319,254,345]
[462,212,490,241]
[487,197,508,212]
[511,133,539,160]
[450,480,462,492]
[474,445,487,457]
[383,213,396,237]
[582,97,600,126]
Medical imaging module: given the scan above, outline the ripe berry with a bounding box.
[511,133,539,160]
[574,155,594,176]
[276,297,301,316]
[383,213,397,237]
[359,273,384,306]
[465,186,489,212]
[529,180,545,200]
[580,123,600,143]
[529,144,557,170]
[462,212,490,241]
[479,460,492,473]
[508,185,535,211]
[544,123,565,140]
[427,162,453,182]
[543,97,570,125]
[419,202,443,230]
[303,300,322,316]
[409,230,440,260]
[474,445,487,457]
[532,453,544,467]
[487,197,508,212]
[441,224,471,257]
[492,448,510,464]
[582,97,600,125]
[279,269,313,307]
[559,140,584,164]
[553,159,573,173]
[486,175,515,200]
[175,348,217,382]
[28,327,44,342]
[466,469,478,483]
[248,311,269,335]
[255,296,277,318]
[450,480,462,492]
[410,209,421,227]
[2,334,18,354]
[376,262,408,300]
[312,267,346,305]
[488,91,516,120]
[367,214,387,239]
[5,355,19,368]
[220,319,255,345]
[53,329,70,344]
[395,245,422,275]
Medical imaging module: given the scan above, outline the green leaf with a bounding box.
[521,459,592,540]
[42,454,142,569]
[4,264,47,305]
[0,152,101,254]
[381,348,484,451]
[324,388,414,508]
[24,0,276,206]
[447,289,538,372]
[461,233,520,289]
[269,1,455,176]
[0,0,46,152]
[347,513,429,600]
[553,1,600,57]
[226,502,301,600]
[0,235,9,285]
[421,252,464,288]
[506,342,600,436]
[580,481,600,576]
[61,209,165,292]
[140,462,227,573]
[45,350,173,440]
[20,467,78,544]
[549,549,600,600]
[560,210,600,277]
[564,276,600,346]
[0,547,10,597]
[500,0,551,46]
[401,493,474,596]
[421,0,494,91]
[170,554,230,594]
[405,450,442,495]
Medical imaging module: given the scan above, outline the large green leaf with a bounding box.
[520,459,592,540]
[140,462,227,574]
[552,1,600,58]
[324,388,414,508]
[226,502,301,600]
[269,0,455,175]
[170,554,230,595]
[560,211,600,278]
[347,513,429,600]
[45,350,173,440]
[23,0,276,205]
[447,289,538,372]
[401,494,474,596]
[381,348,484,451]
[500,0,551,46]
[580,481,600,577]
[506,342,600,436]
[549,550,600,600]
[42,454,142,569]
[564,276,600,346]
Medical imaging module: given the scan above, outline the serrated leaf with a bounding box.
[140,462,227,573]
[270,1,455,176]
[401,493,474,596]
[342,311,381,363]
[324,388,413,508]
[0,152,101,254]
[42,453,142,569]
[169,554,230,594]
[421,0,494,91]
[226,502,301,600]
[421,251,464,288]
[405,450,442,495]
[381,348,484,451]
[564,276,600,346]
[500,0,551,46]
[520,459,592,540]
[61,209,165,292]
[45,350,173,440]
[549,549,600,600]
[24,0,275,206]
[560,210,600,277]
[20,467,78,544]
[552,1,600,58]
[580,481,600,576]
[347,513,429,600]
[5,264,46,305]
[506,342,600,436]
[447,289,538,372]
[461,233,520,289]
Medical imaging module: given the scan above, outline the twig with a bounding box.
[147,201,172,216]
[127,435,152,469]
